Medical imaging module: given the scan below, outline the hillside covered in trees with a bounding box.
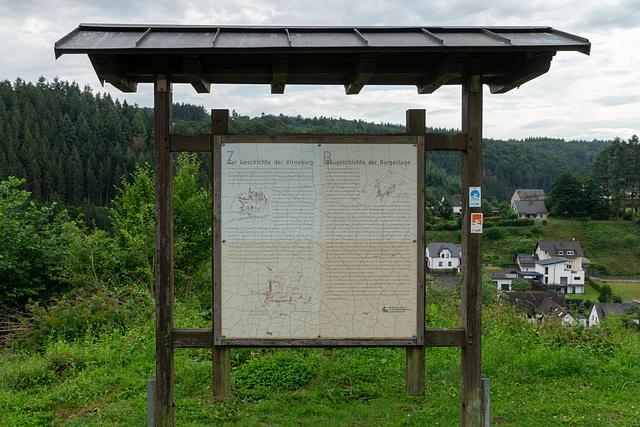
[0,77,611,227]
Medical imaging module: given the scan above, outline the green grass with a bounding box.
[2,290,640,426]
[599,282,640,302]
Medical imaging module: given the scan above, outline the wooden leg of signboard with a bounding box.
[154,75,175,427]
[212,346,231,397]
[461,69,483,427]
[405,346,426,396]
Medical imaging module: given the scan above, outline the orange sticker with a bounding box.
[471,213,483,233]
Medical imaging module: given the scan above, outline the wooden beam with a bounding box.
[271,54,288,94]
[220,133,417,145]
[89,55,138,92]
[154,75,174,427]
[183,56,211,93]
[406,346,425,396]
[488,56,552,94]
[461,69,484,427]
[170,134,212,152]
[426,133,467,151]
[172,329,213,348]
[405,109,426,397]
[211,109,230,398]
[164,328,467,349]
[417,56,464,94]
[424,328,466,347]
[344,55,376,95]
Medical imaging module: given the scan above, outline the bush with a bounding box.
[10,287,152,349]
[0,178,74,310]
[484,227,504,240]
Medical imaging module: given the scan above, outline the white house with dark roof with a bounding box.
[512,200,548,222]
[533,257,585,294]
[535,240,586,271]
[588,302,637,326]
[426,242,462,272]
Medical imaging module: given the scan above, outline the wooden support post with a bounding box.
[405,109,426,396]
[154,75,175,427]
[211,109,231,397]
[461,69,483,426]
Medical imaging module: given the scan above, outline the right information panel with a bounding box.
[220,142,418,341]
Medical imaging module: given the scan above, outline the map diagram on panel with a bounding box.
[236,188,268,217]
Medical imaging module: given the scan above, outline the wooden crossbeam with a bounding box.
[170,328,468,348]
[271,55,288,94]
[488,56,552,94]
[344,55,376,95]
[417,56,464,94]
[170,134,211,152]
[183,56,211,93]
[426,133,467,151]
[90,55,138,92]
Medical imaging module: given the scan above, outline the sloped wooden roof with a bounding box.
[55,24,590,95]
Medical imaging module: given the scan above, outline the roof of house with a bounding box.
[535,241,584,258]
[513,189,546,201]
[513,200,548,215]
[426,242,461,258]
[442,195,462,208]
[516,271,543,278]
[503,291,567,316]
[591,302,635,320]
[54,25,590,95]
[535,257,567,266]
[487,268,517,279]
[515,253,538,267]
[535,297,572,320]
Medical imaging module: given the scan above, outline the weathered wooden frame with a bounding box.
[213,134,425,348]
[156,91,482,426]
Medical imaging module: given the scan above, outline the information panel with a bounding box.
[220,142,418,341]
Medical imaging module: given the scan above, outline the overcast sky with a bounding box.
[1,0,638,141]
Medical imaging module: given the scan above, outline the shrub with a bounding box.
[0,177,74,310]
[484,227,504,240]
[10,287,152,349]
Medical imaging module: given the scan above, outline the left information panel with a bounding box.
[220,142,418,341]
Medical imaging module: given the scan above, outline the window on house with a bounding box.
[439,262,442,267]
[545,267,549,274]
[567,250,574,255]
[560,277,568,284]
[558,250,563,255]
[448,261,452,266]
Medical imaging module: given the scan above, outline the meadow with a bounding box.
[1,287,639,426]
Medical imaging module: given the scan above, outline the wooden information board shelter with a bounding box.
[56,25,590,426]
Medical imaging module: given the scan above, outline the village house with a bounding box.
[441,195,462,216]
[533,241,586,294]
[502,291,572,323]
[512,200,548,222]
[512,241,587,294]
[426,242,462,273]
[588,302,637,326]
[510,189,546,204]
[487,268,517,291]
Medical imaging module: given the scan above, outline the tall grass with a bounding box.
[1,287,639,426]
